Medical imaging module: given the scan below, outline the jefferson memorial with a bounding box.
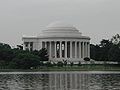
[22,22,90,62]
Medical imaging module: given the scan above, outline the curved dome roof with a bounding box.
[38,21,90,39]
[46,21,77,31]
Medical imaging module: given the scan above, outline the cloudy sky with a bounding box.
[0,0,120,47]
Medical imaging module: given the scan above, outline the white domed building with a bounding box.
[22,22,90,62]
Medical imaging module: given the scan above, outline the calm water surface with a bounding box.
[0,72,120,90]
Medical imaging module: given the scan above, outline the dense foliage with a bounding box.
[90,34,120,62]
[9,53,40,69]
[0,43,48,69]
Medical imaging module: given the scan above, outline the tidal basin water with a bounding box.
[0,72,120,90]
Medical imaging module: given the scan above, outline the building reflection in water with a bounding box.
[48,73,90,90]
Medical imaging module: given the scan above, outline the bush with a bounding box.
[78,61,81,66]
[45,62,52,67]
[52,62,56,66]
[39,61,44,66]
[70,62,74,67]
[84,57,90,61]
[63,60,67,66]
[57,61,63,67]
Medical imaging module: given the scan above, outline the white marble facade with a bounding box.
[22,22,90,62]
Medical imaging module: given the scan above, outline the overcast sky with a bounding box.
[0,0,120,47]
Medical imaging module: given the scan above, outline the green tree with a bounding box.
[111,34,120,45]
[0,43,14,64]
[32,48,49,61]
[108,45,120,62]
[0,43,11,49]
[90,39,113,61]
[90,44,101,61]
[9,53,40,69]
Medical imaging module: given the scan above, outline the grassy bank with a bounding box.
[0,64,120,72]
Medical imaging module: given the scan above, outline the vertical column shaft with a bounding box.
[49,41,51,58]
[45,42,47,48]
[41,41,43,49]
[28,42,30,51]
[88,42,90,58]
[79,42,81,58]
[23,42,25,50]
[70,41,72,58]
[84,42,87,57]
[82,42,84,58]
[60,41,62,58]
[75,41,77,58]
[86,42,88,57]
[54,41,57,58]
[65,41,67,58]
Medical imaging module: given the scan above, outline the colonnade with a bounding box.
[42,41,90,59]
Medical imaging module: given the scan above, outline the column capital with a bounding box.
[54,41,57,43]
[65,41,67,43]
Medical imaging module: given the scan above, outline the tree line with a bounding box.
[0,43,48,69]
[90,34,120,63]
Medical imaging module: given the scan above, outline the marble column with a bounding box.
[23,43,25,50]
[49,41,51,58]
[65,41,67,58]
[85,42,87,57]
[86,42,88,57]
[60,41,62,58]
[88,42,90,58]
[70,41,72,58]
[41,41,43,49]
[54,41,57,58]
[82,42,84,58]
[75,41,77,58]
[28,42,30,51]
[45,41,47,48]
[40,41,43,49]
[79,41,81,58]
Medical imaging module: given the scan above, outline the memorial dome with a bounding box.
[40,21,83,38]
[46,21,77,31]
